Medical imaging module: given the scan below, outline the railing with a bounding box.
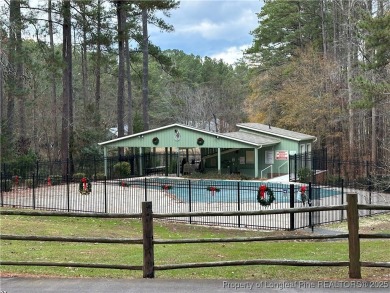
[278,161,288,176]
[260,165,272,179]
[1,194,389,279]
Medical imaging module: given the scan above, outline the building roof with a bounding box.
[98,123,315,149]
[98,123,262,148]
[236,123,316,142]
[222,131,280,146]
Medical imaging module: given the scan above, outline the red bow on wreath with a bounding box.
[259,185,267,199]
[81,177,88,190]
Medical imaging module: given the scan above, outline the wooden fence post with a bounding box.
[289,184,295,230]
[142,201,154,278]
[347,193,361,279]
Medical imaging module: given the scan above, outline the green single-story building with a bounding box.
[98,123,316,179]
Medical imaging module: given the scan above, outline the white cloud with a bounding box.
[179,19,223,39]
[150,0,263,64]
[210,44,251,65]
[174,6,258,41]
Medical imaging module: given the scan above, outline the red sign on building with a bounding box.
[275,150,288,160]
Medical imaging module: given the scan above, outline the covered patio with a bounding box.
[98,123,316,179]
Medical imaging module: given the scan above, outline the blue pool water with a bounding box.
[153,179,340,203]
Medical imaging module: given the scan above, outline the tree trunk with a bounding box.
[7,0,19,149]
[0,29,3,163]
[61,0,72,176]
[345,0,354,156]
[95,0,102,116]
[81,3,88,108]
[125,39,133,135]
[48,0,58,160]
[142,8,149,131]
[320,0,327,58]
[11,0,26,144]
[116,0,125,156]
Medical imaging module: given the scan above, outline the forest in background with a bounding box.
[0,0,389,177]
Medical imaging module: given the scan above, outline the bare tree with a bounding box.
[7,0,25,150]
[48,0,59,160]
[115,0,126,156]
[61,0,72,175]
[141,7,149,131]
[125,38,133,135]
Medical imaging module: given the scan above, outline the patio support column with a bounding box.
[218,148,221,174]
[165,148,168,176]
[139,147,143,176]
[103,147,108,177]
[254,147,259,178]
[177,147,180,177]
[169,147,173,175]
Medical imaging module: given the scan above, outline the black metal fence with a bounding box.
[0,155,174,180]
[1,174,388,230]
[289,150,390,192]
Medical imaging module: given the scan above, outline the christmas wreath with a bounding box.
[121,181,129,187]
[162,184,172,190]
[152,137,159,145]
[206,186,220,192]
[197,137,204,146]
[79,177,92,195]
[257,185,275,206]
[299,185,308,204]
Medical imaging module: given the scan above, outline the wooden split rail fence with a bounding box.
[1,193,390,279]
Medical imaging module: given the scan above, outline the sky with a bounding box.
[2,0,262,65]
[149,0,263,65]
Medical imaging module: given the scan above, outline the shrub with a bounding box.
[73,173,86,181]
[95,173,106,180]
[48,175,62,186]
[25,179,34,188]
[113,162,130,178]
[297,168,313,183]
[1,179,12,192]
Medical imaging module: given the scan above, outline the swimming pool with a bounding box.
[152,179,340,203]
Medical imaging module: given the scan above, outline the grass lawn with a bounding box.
[0,211,389,280]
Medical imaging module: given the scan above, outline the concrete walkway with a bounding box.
[1,277,389,293]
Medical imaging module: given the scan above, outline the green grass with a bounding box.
[1,213,389,280]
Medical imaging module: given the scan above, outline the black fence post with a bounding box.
[237,181,241,228]
[289,184,295,230]
[104,176,108,213]
[341,179,345,221]
[36,160,39,182]
[142,201,155,278]
[189,180,192,224]
[165,150,168,177]
[0,172,3,207]
[308,182,313,232]
[32,173,36,210]
[66,173,70,212]
[144,177,147,201]
[368,174,372,217]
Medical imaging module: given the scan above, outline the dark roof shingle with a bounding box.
[236,123,316,141]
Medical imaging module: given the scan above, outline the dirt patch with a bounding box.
[318,214,390,234]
